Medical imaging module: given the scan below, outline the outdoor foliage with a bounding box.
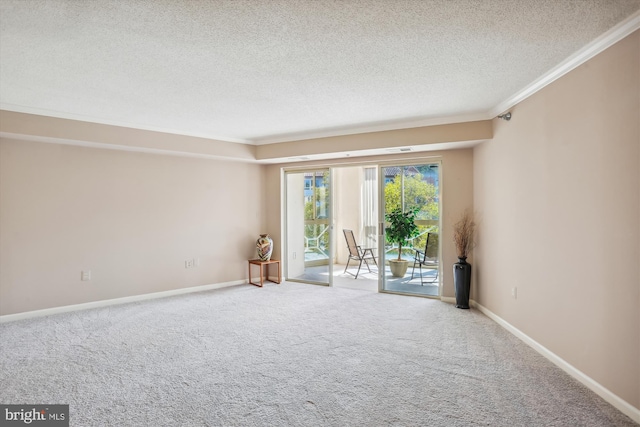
[384,173,438,220]
[384,171,439,252]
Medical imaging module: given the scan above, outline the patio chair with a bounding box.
[343,229,377,279]
[411,232,439,285]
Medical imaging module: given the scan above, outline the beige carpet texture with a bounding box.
[0,282,635,426]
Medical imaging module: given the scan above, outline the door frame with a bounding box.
[283,167,334,286]
[377,159,443,298]
[281,156,442,294]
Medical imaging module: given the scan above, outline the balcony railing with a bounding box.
[304,220,329,265]
[303,220,438,264]
[384,221,438,261]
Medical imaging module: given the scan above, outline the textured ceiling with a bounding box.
[1,0,639,144]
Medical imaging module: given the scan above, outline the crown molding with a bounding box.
[252,112,490,145]
[490,10,640,118]
[0,103,253,145]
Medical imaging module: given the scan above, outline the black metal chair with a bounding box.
[411,232,439,285]
[343,229,377,279]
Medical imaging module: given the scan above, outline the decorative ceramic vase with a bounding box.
[453,256,471,309]
[256,234,273,261]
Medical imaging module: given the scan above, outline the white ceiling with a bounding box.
[1,0,639,145]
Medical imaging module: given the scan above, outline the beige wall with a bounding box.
[0,138,265,315]
[256,120,491,160]
[265,148,474,298]
[0,110,257,162]
[334,166,363,263]
[474,31,639,408]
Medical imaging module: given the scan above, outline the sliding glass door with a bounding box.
[378,163,441,296]
[285,169,333,285]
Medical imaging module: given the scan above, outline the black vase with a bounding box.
[453,257,471,309]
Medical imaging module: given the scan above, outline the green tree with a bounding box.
[384,172,439,253]
[304,172,330,220]
[384,173,438,220]
[385,208,420,261]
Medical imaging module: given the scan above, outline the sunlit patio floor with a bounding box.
[288,263,439,297]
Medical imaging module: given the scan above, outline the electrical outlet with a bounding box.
[185,259,194,268]
[511,287,517,299]
[81,270,91,281]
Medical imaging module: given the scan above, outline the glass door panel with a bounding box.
[285,169,332,285]
[379,163,440,296]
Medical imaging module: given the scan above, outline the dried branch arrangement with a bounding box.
[453,209,476,259]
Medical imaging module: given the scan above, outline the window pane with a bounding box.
[383,166,402,214]
[315,172,330,219]
[383,164,438,220]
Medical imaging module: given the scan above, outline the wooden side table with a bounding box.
[248,259,281,287]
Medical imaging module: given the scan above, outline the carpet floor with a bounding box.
[0,282,636,426]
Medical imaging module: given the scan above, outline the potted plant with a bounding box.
[385,208,420,277]
[453,209,476,309]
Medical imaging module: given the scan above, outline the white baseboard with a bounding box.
[0,280,246,323]
[471,300,640,424]
[440,296,456,304]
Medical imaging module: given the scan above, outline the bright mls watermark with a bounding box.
[0,405,68,426]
